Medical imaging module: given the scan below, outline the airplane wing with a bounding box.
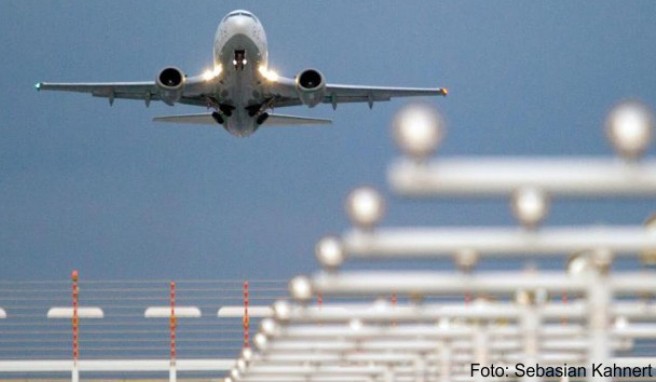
[35,76,213,107]
[153,113,331,126]
[36,73,444,112]
[268,76,447,109]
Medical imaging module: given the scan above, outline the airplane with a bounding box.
[35,9,447,137]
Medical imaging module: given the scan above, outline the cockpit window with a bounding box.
[224,11,257,20]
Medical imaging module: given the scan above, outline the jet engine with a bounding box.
[295,69,326,108]
[156,67,186,106]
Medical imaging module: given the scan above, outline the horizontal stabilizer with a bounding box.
[266,113,332,126]
[153,113,332,126]
[153,113,215,124]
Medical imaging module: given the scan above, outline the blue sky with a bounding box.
[1,1,655,281]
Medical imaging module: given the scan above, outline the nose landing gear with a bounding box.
[233,50,247,70]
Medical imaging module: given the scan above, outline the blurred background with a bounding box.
[1,1,656,281]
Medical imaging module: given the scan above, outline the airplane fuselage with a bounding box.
[213,10,269,137]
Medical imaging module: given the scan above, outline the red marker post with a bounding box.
[71,270,80,382]
[243,281,249,349]
[170,281,177,382]
[391,293,397,326]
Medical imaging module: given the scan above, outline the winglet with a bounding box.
[34,82,42,92]
[440,88,448,96]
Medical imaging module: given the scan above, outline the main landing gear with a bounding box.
[219,104,235,117]
[256,112,269,125]
[211,109,268,126]
[210,104,235,125]
[211,112,224,125]
[245,104,269,125]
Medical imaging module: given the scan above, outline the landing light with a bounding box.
[202,65,222,81]
[258,66,279,82]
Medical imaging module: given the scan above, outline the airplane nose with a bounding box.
[225,16,254,36]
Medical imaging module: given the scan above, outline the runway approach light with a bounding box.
[241,347,253,362]
[392,103,445,160]
[273,300,291,322]
[606,100,654,160]
[510,186,549,229]
[236,359,247,373]
[289,276,313,302]
[260,318,279,337]
[316,236,345,270]
[349,318,364,332]
[567,253,593,275]
[254,332,268,351]
[346,187,385,230]
[455,248,480,273]
[614,316,629,330]
[47,307,104,319]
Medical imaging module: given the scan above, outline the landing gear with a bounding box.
[256,112,269,125]
[211,111,225,125]
[219,104,235,117]
[233,49,247,71]
[246,104,261,117]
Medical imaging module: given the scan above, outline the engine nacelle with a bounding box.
[156,67,186,106]
[295,69,326,108]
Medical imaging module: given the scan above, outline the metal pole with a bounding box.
[520,298,539,382]
[473,324,488,382]
[439,341,451,382]
[588,270,611,382]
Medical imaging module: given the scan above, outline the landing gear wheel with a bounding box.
[256,112,269,125]
[246,105,261,117]
[219,105,234,117]
[211,111,225,125]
